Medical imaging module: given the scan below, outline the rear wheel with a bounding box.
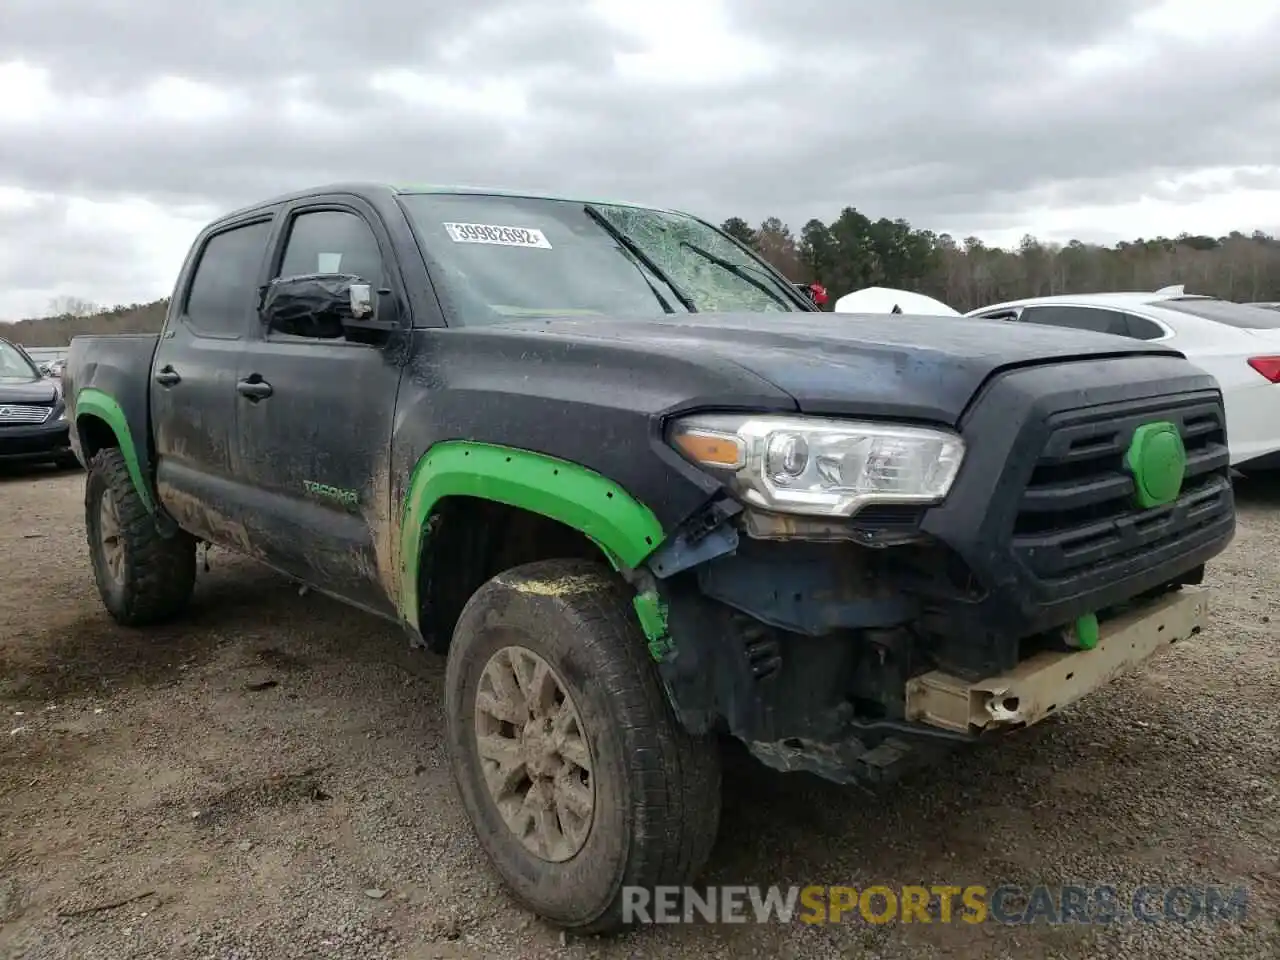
[85,447,196,625]
[444,558,721,933]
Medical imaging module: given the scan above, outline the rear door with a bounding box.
[151,214,275,544]
[233,196,408,614]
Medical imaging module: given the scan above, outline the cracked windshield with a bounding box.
[400,193,803,323]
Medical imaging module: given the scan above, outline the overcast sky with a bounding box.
[2,0,1279,319]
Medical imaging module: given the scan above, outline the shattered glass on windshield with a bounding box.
[590,204,792,313]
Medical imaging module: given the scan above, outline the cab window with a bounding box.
[184,220,274,338]
[278,210,385,286]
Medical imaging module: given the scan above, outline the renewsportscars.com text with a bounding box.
[621,884,1250,925]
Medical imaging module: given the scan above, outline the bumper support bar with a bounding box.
[905,586,1208,734]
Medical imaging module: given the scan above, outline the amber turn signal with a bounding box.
[669,428,746,469]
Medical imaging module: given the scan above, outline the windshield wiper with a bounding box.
[635,269,676,313]
[609,244,675,314]
[583,204,698,313]
[678,240,803,310]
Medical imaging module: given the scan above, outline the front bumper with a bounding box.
[906,586,1207,734]
[664,581,1212,788]
[0,419,72,463]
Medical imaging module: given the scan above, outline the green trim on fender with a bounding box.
[398,441,666,630]
[74,388,155,512]
[633,590,673,661]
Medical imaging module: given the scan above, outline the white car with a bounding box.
[965,290,1280,470]
[834,286,961,316]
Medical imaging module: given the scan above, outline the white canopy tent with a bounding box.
[832,286,961,317]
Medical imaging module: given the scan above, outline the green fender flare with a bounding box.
[397,441,668,641]
[74,388,155,512]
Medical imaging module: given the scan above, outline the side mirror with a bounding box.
[259,273,400,339]
[37,363,52,377]
[349,282,375,319]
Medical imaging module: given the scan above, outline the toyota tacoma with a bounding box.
[62,183,1235,932]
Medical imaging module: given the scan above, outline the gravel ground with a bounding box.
[1,465,1277,960]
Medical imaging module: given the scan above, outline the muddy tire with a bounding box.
[444,558,721,933]
[85,446,196,626]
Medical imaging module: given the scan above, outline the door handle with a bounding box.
[154,366,181,386]
[236,376,273,401]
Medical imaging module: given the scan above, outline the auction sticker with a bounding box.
[443,222,552,248]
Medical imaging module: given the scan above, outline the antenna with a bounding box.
[1154,284,1184,296]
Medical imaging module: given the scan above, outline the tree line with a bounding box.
[6,208,1280,346]
[722,211,1280,309]
[6,297,170,348]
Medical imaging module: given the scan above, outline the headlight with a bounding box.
[667,413,965,517]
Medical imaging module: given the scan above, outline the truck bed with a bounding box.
[64,333,159,479]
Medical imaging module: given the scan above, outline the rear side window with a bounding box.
[1154,298,1280,329]
[185,220,273,337]
[1020,306,1131,337]
[1123,314,1167,340]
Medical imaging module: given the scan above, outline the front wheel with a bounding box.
[85,447,196,626]
[444,558,722,933]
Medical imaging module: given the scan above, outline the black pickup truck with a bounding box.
[63,183,1234,932]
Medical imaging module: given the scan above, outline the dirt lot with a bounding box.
[1,466,1277,960]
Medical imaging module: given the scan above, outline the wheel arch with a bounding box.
[398,441,668,649]
[74,388,155,512]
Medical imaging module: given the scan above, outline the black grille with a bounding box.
[1011,393,1231,582]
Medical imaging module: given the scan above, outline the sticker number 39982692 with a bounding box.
[443,222,553,248]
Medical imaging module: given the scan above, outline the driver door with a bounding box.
[233,197,408,614]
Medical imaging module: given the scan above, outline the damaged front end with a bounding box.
[643,496,1213,787]
[640,371,1232,788]
[644,514,996,787]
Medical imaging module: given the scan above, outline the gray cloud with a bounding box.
[0,0,631,92]
[1,0,1279,316]
[0,196,172,316]
[728,0,1160,50]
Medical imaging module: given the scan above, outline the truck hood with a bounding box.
[508,312,1183,424]
[0,377,58,405]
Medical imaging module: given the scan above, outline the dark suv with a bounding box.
[0,337,77,468]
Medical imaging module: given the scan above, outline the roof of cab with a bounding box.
[209,181,678,226]
[395,183,676,213]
